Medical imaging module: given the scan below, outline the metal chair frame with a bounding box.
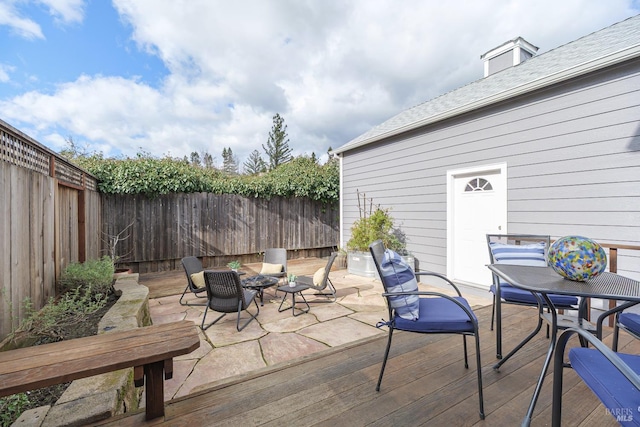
[369,240,484,420]
[180,256,208,306]
[201,270,260,331]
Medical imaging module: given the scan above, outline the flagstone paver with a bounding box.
[303,302,354,322]
[298,316,385,347]
[259,332,329,365]
[176,340,266,398]
[349,309,389,327]
[261,313,318,333]
[203,315,268,347]
[164,359,198,399]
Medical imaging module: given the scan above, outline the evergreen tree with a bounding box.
[243,150,267,175]
[222,147,238,174]
[202,152,214,169]
[190,152,201,166]
[263,113,292,170]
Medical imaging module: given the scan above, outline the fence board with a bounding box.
[102,193,339,273]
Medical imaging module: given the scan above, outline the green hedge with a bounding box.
[73,155,339,204]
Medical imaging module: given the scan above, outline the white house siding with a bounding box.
[340,58,640,280]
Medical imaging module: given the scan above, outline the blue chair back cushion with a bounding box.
[570,348,640,426]
[395,297,476,333]
[489,241,547,266]
[381,250,419,321]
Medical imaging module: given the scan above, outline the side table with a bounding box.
[277,283,311,316]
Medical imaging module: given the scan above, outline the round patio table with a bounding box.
[241,275,279,306]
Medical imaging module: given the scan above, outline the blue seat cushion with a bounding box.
[619,313,640,336]
[490,282,578,307]
[394,296,476,333]
[569,348,640,426]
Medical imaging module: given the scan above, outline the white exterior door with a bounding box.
[447,164,507,289]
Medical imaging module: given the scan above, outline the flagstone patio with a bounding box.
[143,260,493,400]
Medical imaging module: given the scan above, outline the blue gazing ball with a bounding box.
[548,236,607,281]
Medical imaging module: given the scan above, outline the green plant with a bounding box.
[227,260,241,270]
[69,152,339,204]
[9,256,115,343]
[13,285,108,342]
[346,192,405,253]
[0,393,30,427]
[57,256,115,296]
[288,273,297,282]
[346,207,404,252]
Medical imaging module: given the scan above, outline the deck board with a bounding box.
[94,304,634,426]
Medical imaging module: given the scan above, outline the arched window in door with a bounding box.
[465,177,493,192]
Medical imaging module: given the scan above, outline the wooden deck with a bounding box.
[94,303,637,426]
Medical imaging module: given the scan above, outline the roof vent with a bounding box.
[481,37,538,77]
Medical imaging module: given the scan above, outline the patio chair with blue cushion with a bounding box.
[552,327,640,426]
[487,234,581,360]
[596,302,640,351]
[180,256,208,306]
[369,240,485,420]
[201,270,259,331]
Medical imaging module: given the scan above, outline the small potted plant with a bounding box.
[288,273,297,287]
[227,260,241,272]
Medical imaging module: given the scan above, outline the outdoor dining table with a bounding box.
[488,264,640,427]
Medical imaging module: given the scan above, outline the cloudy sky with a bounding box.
[1,0,639,168]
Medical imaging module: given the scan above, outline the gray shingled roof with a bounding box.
[334,14,640,154]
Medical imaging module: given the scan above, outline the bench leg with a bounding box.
[144,360,166,420]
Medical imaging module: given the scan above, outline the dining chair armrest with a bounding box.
[415,271,463,296]
[555,327,640,390]
[553,326,640,426]
[595,300,640,339]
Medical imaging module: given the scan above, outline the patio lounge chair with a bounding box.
[487,234,580,359]
[261,248,287,282]
[552,327,640,426]
[201,270,259,331]
[295,252,338,302]
[369,240,485,420]
[180,256,208,306]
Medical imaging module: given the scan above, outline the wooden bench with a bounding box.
[0,320,200,421]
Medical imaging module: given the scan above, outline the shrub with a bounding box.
[8,256,114,344]
[70,152,340,204]
[56,256,115,296]
[0,393,29,427]
[346,207,404,253]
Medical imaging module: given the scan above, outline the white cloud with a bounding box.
[39,0,85,25]
[0,0,84,39]
[1,0,639,164]
[0,1,44,39]
[0,63,13,82]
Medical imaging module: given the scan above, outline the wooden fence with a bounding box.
[102,193,340,273]
[1,119,101,340]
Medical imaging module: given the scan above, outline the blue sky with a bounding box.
[1,1,639,168]
[1,1,167,97]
